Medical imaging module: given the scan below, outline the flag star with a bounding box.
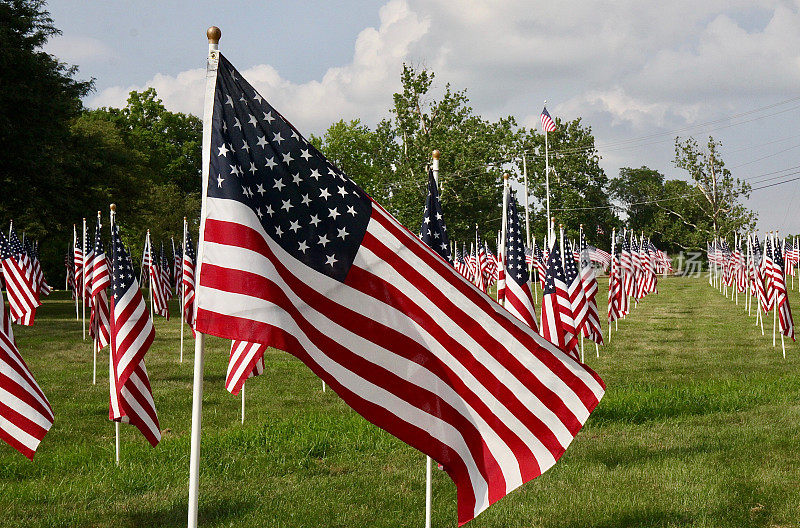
[292,173,302,184]
[325,254,337,267]
[263,111,274,123]
[337,227,349,240]
[309,214,320,227]
[282,152,294,164]
[241,185,249,196]
[254,93,263,104]
[225,95,234,107]
[256,208,263,219]
[217,144,230,157]
[281,199,293,212]
[233,118,241,130]
[347,206,357,216]
[239,94,248,103]
[441,242,448,251]
[300,149,312,161]
[337,186,348,197]
[230,164,241,176]
[298,240,309,253]
[248,114,258,127]
[423,217,430,224]
[328,207,340,220]
[272,132,283,144]
[241,140,250,153]
[433,232,440,239]
[436,213,442,220]
[275,225,284,237]
[273,178,285,191]
[291,130,299,141]
[266,205,274,216]
[256,135,268,148]
[319,188,332,200]
[216,174,225,188]
[265,157,277,169]
[318,234,330,247]
[256,184,266,195]
[301,194,311,206]
[249,162,257,175]
[289,220,301,233]
[309,169,321,180]
[328,168,338,178]
[222,121,227,132]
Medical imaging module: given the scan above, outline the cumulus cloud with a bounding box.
[44,34,117,64]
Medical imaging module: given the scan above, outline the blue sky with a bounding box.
[44,0,800,234]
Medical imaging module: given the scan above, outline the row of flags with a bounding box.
[707,233,795,348]
[0,222,53,459]
[608,231,672,323]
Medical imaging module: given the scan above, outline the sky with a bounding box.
[43,0,800,233]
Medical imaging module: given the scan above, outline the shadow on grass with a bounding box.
[127,497,255,527]
[572,509,691,528]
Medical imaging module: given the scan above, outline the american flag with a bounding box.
[89,218,111,349]
[561,239,587,353]
[734,238,747,293]
[193,54,605,524]
[109,221,160,447]
[608,248,624,324]
[28,241,50,297]
[772,236,794,340]
[473,239,487,293]
[0,293,53,460]
[172,238,183,292]
[0,233,39,324]
[533,241,546,288]
[419,167,451,263]
[9,228,38,325]
[502,192,537,330]
[540,242,579,361]
[454,244,472,281]
[65,246,76,300]
[146,234,169,319]
[73,225,83,296]
[751,235,770,312]
[619,235,635,303]
[182,229,197,329]
[579,232,603,345]
[159,243,172,305]
[226,340,266,395]
[540,107,556,133]
[762,236,776,311]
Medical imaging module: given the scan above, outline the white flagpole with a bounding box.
[544,102,551,245]
[579,225,584,362]
[181,217,187,363]
[146,231,154,321]
[109,204,120,466]
[500,174,509,302]
[188,26,220,528]
[241,383,245,425]
[609,228,615,343]
[735,233,739,305]
[82,218,87,340]
[532,235,538,303]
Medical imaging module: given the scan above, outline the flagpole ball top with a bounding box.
[431,150,440,160]
[207,26,221,43]
[503,173,509,180]
[184,216,187,221]
[110,204,116,212]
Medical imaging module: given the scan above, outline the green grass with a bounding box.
[2,277,800,527]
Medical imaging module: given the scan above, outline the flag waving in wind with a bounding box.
[540,107,556,132]
[193,53,604,525]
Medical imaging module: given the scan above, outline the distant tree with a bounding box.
[673,136,756,240]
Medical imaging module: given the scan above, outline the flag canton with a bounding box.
[562,239,580,284]
[420,169,451,262]
[503,194,527,286]
[184,232,196,263]
[9,229,24,255]
[208,54,371,283]
[110,225,138,303]
[94,221,104,256]
[765,237,773,260]
[0,233,13,259]
[160,243,169,272]
[774,239,785,268]
[579,232,591,269]
[543,244,567,295]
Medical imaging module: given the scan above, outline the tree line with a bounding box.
[1,0,755,283]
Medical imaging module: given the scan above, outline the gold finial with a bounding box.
[580,223,583,228]
[503,173,509,180]
[431,149,440,160]
[110,204,116,212]
[183,216,187,221]
[559,223,564,228]
[207,26,221,44]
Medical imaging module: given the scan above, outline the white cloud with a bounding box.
[89,0,430,134]
[44,34,116,64]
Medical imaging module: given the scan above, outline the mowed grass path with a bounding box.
[2,277,800,527]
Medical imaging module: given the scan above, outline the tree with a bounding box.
[673,136,756,240]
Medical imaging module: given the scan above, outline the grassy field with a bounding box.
[2,276,800,527]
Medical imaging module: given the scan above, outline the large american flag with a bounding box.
[0,233,38,324]
[109,222,160,447]
[540,107,556,133]
[502,192,537,330]
[0,293,53,460]
[193,54,605,524]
